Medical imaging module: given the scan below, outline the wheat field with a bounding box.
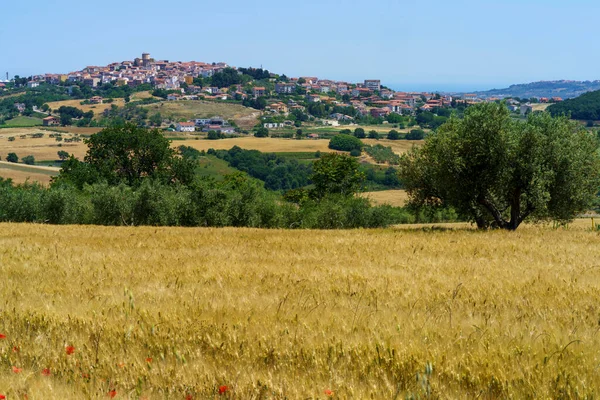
[0,222,599,398]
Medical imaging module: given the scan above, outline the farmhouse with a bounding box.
[252,87,266,97]
[42,116,60,126]
[176,121,196,132]
[89,96,104,104]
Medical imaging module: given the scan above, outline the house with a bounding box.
[266,102,288,113]
[275,83,295,94]
[370,108,390,118]
[352,87,372,97]
[167,93,181,101]
[463,93,478,101]
[380,89,394,99]
[176,122,196,132]
[520,104,533,116]
[42,116,60,126]
[252,87,266,97]
[14,103,26,113]
[203,124,235,134]
[306,94,321,103]
[195,118,212,126]
[263,122,285,129]
[364,80,381,91]
[89,96,103,104]
[27,81,40,88]
[320,86,330,94]
[551,97,563,102]
[83,77,100,87]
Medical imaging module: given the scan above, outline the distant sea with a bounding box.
[387,83,503,93]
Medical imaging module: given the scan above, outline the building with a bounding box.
[520,104,533,116]
[306,94,321,103]
[252,87,266,97]
[364,80,381,91]
[27,81,40,88]
[42,116,60,126]
[89,96,103,104]
[275,83,295,94]
[370,108,390,118]
[176,122,196,132]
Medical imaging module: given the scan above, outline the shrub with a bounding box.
[387,130,400,140]
[6,153,18,163]
[22,155,35,165]
[350,149,361,157]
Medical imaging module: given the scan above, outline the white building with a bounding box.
[176,122,196,132]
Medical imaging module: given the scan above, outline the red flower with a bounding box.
[66,345,75,355]
[42,368,51,376]
[108,389,117,398]
[218,385,229,395]
[145,357,153,363]
[12,366,23,374]
[82,372,90,379]
[185,395,193,400]
[0,394,5,399]
[324,389,334,396]
[117,362,125,368]
[12,346,19,353]
[0,333,6,339]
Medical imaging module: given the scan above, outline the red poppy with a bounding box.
[324,389,334,396]
[42,368,51,376]
[12,366,22,374]
[108,389,117,398]
[145,357,153,363]
[12,346,19,353]
[0,334,6,339]
[82,372,90,379]
[117,362,125,368]
[66,345,75,355]
[218,385,229,395]
[0,394,5,399]
[185,395,193,400]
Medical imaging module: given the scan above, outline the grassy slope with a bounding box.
[0,222,598,398]
[1,116,43,127]
[142,100,260,130]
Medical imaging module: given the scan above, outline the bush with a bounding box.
[368,130,379,139]
[328,134,363,152]
[387,130,400,140]
[350,149,361,157]
[353,127,366,138]
[406,129,425,140]
[254,127,269,137]
[6,153,18,163]
[22,155,35,165]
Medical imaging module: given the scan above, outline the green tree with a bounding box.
[254,127,269,138]
[328,134,363,152]
[6,153,18,163]
[311,153,365,199]
[57,123,194,187]
[406,129,425,140]
[399,103,600,230]
[21,155,35,165]
[57,150,70,160]
[368,130,379,139]
[60,114,72,126]
[295,129,303,139]
[387,130,400,140]
[353,127,366,138]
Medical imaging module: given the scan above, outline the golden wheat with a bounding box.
[0,222,599,399]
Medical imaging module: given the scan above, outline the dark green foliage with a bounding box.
[548,90,600,120]
[349,149,361,157]
[387,130,400,140]
[57,150,70,160]
[406,129,425,140]
[254,127,269,137]
[177,145,204,160]
[21,155,35,165]
[400,103,600,230]
[368,130,379,139]
[6,153,18,163]
[328,134,363,152]
[214,146,311,191]
[353,127,366,138]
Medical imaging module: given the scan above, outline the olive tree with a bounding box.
[399,103,600,230]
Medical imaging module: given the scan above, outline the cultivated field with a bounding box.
[142,100,260,130]
[0,129,87,160]
[175,137,335,153]
[46,92,156,120]
[0,161,58,185]
[0,223,599,398]
[361,189,409,206]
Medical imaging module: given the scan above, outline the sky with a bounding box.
[0,0,598,92]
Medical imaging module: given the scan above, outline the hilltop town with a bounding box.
[0,52,566,136]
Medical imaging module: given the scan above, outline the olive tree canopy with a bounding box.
[399,103,600,230]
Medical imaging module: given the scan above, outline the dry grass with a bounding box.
[361,189,409,207]
[0,130,87,161]
[46,99,126,120]
[362,139,421,155]
[0,223,599,398]
[0,162,57,185]
[174,137,335,153]
[532,103,551,112]
[142,100,260,129]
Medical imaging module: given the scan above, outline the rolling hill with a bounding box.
[470,80,600,99]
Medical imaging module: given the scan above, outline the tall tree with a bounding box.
[399,103,600,230]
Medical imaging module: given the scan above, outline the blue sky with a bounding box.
[0,0,597,91]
